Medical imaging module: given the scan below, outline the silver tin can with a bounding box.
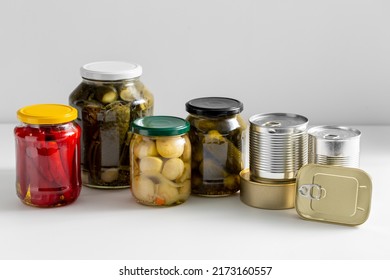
[308,126,361,168]
[249,113,309,181]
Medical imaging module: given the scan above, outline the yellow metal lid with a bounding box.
[296,164,372,226]
[17,104,78,125]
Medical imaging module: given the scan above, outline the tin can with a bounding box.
[249,113,308,182]
[308,126,361,168]
[295,164,372,225]
[240,169,295,209]
[14,104,81,207]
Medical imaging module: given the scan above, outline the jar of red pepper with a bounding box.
[14,104,82,207]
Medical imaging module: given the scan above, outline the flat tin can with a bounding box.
[240,169,295,210]
[295,164,372,226]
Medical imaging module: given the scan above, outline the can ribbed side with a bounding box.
[250,129,308,180]
[314,155,359,168]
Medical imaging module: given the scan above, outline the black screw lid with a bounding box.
[185,97,243,117]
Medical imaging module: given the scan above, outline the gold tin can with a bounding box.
[295,164,372,226]
[240,169,295,209]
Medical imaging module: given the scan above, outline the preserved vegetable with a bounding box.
[130,116,191,206]
[186,97,246,196]
[69,61,154,188]
[14,104,81,207]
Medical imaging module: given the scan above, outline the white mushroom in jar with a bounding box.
[132,175,155,203]
[178,180,191,200]
[139,156,163,173]
[177,162,191,183]
[142,171,180,188]
[134,139,158,159]
[155,183,179,206]
[182,134,191,162]
[156,137,185,158]
[162,158,185,181]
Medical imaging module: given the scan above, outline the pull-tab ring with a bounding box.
[298,184,326,200]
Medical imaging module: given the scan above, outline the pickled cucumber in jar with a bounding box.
[130,116,191,206]
[186,97,246,196]
[69,61,154,189]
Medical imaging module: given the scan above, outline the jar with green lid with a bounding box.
[69,61,154,189]
[130,116,191,206]
[185,97,246,196]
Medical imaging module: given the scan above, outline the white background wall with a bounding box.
[1,0,389,124]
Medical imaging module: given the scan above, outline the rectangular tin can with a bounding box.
[296,164,371,225]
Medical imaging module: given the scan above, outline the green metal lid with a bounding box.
[131,116,190,136]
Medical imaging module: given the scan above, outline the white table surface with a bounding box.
[1,124,389,260]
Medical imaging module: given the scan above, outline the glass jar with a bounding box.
[130,116,191,206]
[69,61,154,189]
[185,97,246,196]
[14,104,81,207]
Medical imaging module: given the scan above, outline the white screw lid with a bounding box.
[80,61,142,81]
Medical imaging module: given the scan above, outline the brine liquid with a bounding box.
[14,124,81,207]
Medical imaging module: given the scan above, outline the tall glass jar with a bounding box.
[185,97,246,196]
[130,116,191,206]
[69,61,154,189]
[14,104,81,207]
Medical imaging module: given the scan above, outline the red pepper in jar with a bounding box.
[15,104,81,207]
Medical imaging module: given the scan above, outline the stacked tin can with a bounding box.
[240,113,309,209]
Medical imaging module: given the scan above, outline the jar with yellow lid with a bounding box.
[14,104,81,207]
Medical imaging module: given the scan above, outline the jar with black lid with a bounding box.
[185,97,246,196]
[69,61,154,189]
